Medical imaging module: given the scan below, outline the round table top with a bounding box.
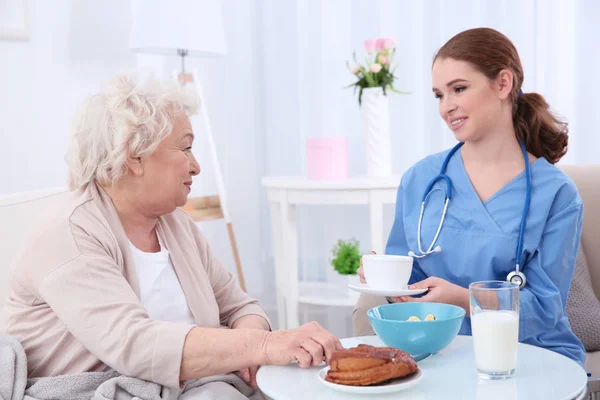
[256,335,588,400]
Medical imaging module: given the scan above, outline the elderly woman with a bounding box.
[0,75,340,398]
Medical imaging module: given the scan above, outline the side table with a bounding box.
[262,176,400,329]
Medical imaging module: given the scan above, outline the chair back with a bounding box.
[0,187,70,308]
[559,165,600,300]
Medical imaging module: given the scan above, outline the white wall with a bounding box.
[0,0,135,194]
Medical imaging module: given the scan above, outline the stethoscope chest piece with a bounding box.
[507,270,526,289]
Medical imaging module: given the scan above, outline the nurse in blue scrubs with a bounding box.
[358,27,586,366]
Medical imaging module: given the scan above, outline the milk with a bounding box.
[471,310,519,373]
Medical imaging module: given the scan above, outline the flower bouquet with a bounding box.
[347,38,406,105]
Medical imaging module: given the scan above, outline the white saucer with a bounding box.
[348,283,428,297]
[317,366,423,394]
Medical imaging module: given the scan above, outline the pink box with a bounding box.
[306,137,348,180]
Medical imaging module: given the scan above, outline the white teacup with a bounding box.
[362,254,413,290]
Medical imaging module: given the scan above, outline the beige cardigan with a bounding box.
[0,183,270,388]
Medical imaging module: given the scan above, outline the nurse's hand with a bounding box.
[390,277,470,315]
[357,251,377,284]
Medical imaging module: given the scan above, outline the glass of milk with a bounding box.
[469,281,519,380]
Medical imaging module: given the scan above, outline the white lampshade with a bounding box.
[129,0,227,57]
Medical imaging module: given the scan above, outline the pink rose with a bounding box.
[352,66,360,74]
[384,38,396,49]
[375,39,385,51]
[378,55,388,65]
[370,63,382,73]
[364,40,375,53]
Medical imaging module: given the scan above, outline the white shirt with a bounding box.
[129,236,196,325]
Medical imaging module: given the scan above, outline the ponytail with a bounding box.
[513,93,568,164]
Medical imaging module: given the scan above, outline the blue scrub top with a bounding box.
[386,147,586,366]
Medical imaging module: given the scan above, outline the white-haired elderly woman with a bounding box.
[0,75,341,398]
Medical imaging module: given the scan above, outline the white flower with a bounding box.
[370,63,382,73]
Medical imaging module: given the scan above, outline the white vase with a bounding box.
[361,87,392,177]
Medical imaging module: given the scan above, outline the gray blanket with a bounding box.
[0,334,263,400]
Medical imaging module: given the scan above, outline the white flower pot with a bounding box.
[361,87,392,177]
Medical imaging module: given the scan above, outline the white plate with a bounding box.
[317,366,423,394]
[348,283,428,297]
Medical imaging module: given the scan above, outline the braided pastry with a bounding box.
[325,344,418,386]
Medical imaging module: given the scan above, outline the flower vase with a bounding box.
[361,87,392,177]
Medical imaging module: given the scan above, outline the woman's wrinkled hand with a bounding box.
[233,314,269,386]
[357,251,377,284]
[260,321,343,368]
[389,277,469,313]
[239,365,259,388]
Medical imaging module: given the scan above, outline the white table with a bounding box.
[256,335,589,400]
[262,176,400,329]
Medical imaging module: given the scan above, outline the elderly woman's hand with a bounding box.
[239,366,259,388]
[260,321,343,368]
[233,315,270,387]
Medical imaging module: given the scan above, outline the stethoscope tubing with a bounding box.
[410,141,531,288]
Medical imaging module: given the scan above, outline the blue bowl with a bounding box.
[367,303,465,361]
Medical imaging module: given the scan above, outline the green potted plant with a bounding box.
[331,238,362,292]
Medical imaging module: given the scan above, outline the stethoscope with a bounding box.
[407,141,532,289]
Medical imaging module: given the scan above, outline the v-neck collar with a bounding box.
[447,150,541,234]
[457,149,542,205]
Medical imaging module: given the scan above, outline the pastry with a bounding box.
[325,344,418,386]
